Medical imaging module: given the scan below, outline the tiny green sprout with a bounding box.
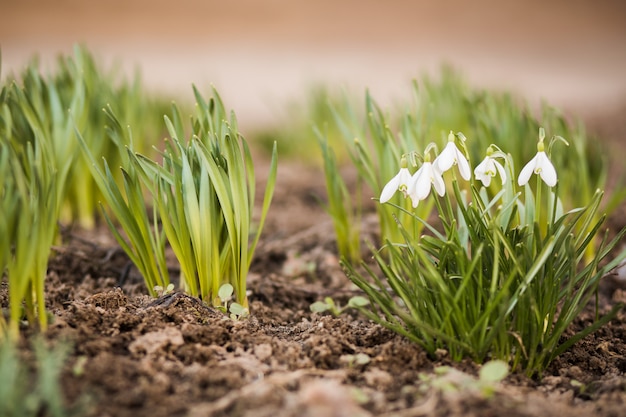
[218,283,234,303]
[478,360,509,398]
[570,379,587,394]
[347,296,370,308]
[420,360,507,399]
[340,352,371,368]
[154,283,175,297]
[72,356,88,377]
[349,387,370,405]
[229,302,249,320]
[310,296,369,316]
[310,297,342,316]
[478,360,509,383]
[218,284,248,319]
[216,283,235,314]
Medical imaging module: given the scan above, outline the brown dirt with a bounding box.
[1,147,624,417]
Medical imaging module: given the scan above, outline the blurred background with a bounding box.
[2,0,626,130]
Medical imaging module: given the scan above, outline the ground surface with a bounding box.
[9,156,624,417]
[3,1,626,416]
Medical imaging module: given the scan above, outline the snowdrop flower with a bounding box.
[517,140,557,187]
[407,157,445,208]
[380,157,413,203]
[435,131,471,180]
[474,146,507,187]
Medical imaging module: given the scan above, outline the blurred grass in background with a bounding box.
[278,66,625,263]
[1,45,172,230]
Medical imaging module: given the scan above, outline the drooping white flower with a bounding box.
[517,141,557,187]
[380,158,413,203]
[474,149,507,187]
[407,161,445,208]
[435,131,471,180]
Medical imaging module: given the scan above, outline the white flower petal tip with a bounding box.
[379,177,399,203]
[517,151,557,187]
[437,142,471,180]
[474,156,506,187]
[379,167,412,203]
[495,161,507,185]
[408,162,445,205]
[537,152,557,186]
[457,154,471,181]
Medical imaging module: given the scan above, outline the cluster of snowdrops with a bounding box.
[339,127,624,376]
[380,130,558,207]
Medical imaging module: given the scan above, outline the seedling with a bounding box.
[216,283,249,319]
[419,360,509,399]
[340,353,371,368]
[310,296,369,316]
[154,284,175,297]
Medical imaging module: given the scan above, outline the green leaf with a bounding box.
[310,301,330,313]
[348,296,370,308]
[229,302,248,318]
[479,360,509,383]
[218,283,234,301]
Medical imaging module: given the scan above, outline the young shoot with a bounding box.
[1,115,60,339]
[154,284,175,297]
[310,296,369,316]
[419,360,509,399]
[217,283,249,320]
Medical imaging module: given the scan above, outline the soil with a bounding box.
[3,1,626,416]
[2,138,625,417]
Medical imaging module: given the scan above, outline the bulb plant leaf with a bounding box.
[80,85,277,310]
[344,133,626,376]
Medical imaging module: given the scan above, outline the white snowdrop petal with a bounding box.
[456,151,471,180]
[474,158,488,178]
[477,171,492,187]
[517,154,538,186]
[436,143,456,172]
[379,173,400,203]
[398,168,412,189]
[494,160,507,184]
[416,178,431,200]
[433,171,446,196]
[415,166,432,200]
[537,152,557,186]
[485,158,497,175]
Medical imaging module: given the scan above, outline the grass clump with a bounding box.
[0,89,60,338]
[343,130,626,375]
[1,45,169,337]
[79,86,277,308]
[2,45,168,229]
